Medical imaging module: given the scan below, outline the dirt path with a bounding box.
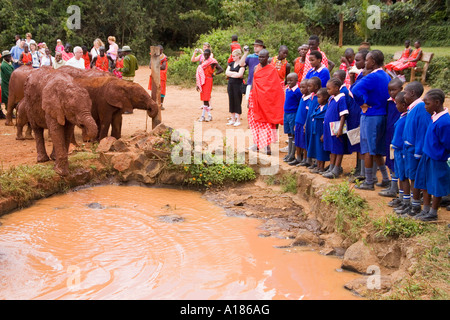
[0,66,448,222]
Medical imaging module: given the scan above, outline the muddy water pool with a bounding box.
[0,185,361,300]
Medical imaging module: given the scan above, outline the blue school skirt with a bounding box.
[294,122,306,149]
[360,114,386,156]
[307,119,330,162]
[283,112,296,135]
[414,153,450,197]
[394,149,406,181]
[404,144,420,180]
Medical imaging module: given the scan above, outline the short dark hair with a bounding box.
[309,76,322,88]
[231,34,238,42]
[333,70,347,82]
[425,89,445,104]
[357,49,369,60]
[317,87,330,99]
[327,77,342,88]
[310,50,323,61]
[309,35,320,43]
[369,49,384,66]
[395,91,406,104]
[388,77,403,89]
[405,81,424,98]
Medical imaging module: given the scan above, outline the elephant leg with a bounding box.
[98,113,113,141]
[49,124,69,176]
[25,123,34,140]
[111,112,123,140]
[33,127,50,163]
[5,102,17,126]
[16,122,25,140]
[64,124,75,153]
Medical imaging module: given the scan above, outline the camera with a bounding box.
[244,45,249,52]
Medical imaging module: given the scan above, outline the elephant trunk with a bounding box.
[80,116,98,140]
[146,98,159,118]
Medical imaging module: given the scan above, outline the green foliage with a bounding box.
[0,163,60,206]
[372,213,432,239]
[426,56,450,94]
[280,173,298,194]
[322,182,370,243]
[182,156,256,187]
[168,23,344,86]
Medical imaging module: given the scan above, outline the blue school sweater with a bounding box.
[284,86,302,113]
[391,112,407,150]
[351,69,391,116]
[340,85,360,130]
[295,93,311,126]
[305,65,330,88]
[423,110,450,162]
[402,99,432,159]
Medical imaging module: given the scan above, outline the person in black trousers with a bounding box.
[225,49,246,126]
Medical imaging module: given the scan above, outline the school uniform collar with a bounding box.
[371,67,384,74]
[287,85,298,92]
[340,85,346,91]
[408,98,423,111]
[333,93,345,102]
[400,111,407,118]
[432,108,449,123]
[388,97,394,102]
[315,64,325,72]
[303,93,312,101]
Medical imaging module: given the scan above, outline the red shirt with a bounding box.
[96,55,109,72]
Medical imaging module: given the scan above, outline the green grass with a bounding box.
[346,45,450,58]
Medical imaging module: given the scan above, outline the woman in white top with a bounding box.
[29,43,41,68]
[107,36,119,62]
[90,38,104,60]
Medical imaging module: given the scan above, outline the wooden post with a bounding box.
[150,46,162,129]
[338,13,344,48]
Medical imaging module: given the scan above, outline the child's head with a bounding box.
[395,91,407,114]
[81,45,88,54]
[354,49,369,69]
[333,70,346,84]
[203,48,212,60]
[388,78,403,100]
[298,44,308,57]
[404,81,424,105]
[344,48,355,64]
[308,77,321,94]
[286,72,298,89]
[286,73,298,89]
[423,89,445,116]
[404,40,411,48]
[309,50,323,68]
[231,35,238,42]
[326,78,342,97]
[278,45,288,60]
[414,40,421,48]
[317,88,330,105]
[299,79,309,95]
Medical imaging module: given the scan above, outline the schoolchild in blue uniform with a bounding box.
[303,77,321,168]
[397,81,431,217]
[283,73,303,163]
[290,79,310,166]
[379,78,403,197]
[333,70,362,177]
[414,89,450,222]
[322,78,350,179]
[351,50,391,191]
[308,87,330,174]
[388,92,409,210]
[304,51,330,88]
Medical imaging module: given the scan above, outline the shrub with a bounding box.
[167,23,344,87]
[426,56,450,94]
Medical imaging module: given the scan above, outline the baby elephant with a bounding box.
[24,69,98,176]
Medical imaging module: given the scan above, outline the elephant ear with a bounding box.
[105,81,133,112]
[42,83,66,126]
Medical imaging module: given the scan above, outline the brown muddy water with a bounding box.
[0,185,361,300]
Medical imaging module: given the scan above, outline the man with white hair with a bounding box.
[65,46,85,69]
